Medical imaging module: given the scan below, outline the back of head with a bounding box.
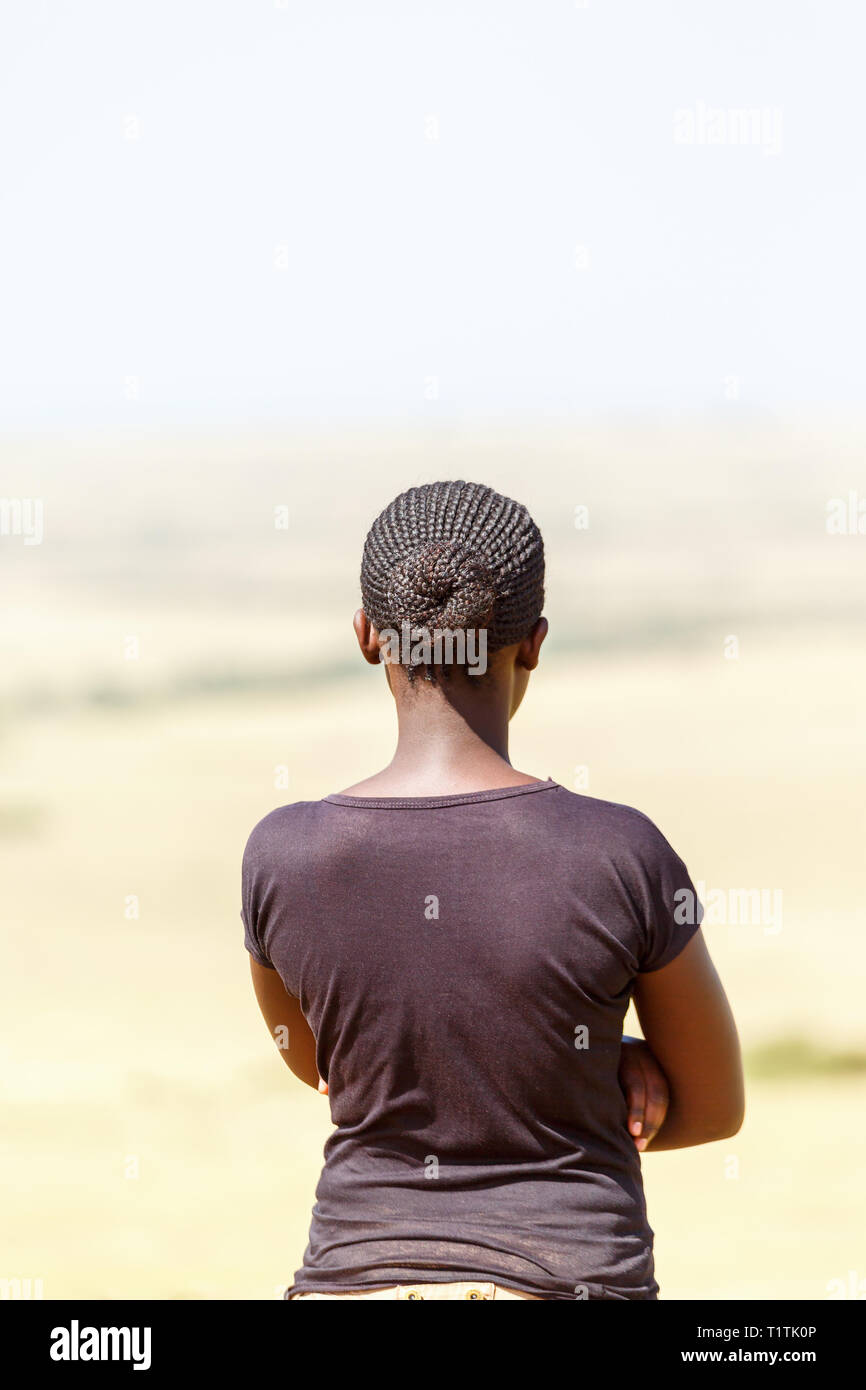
[360,481,545,677]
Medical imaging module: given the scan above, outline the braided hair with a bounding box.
[360,481,545,681]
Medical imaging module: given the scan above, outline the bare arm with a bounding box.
[632,929,744,1150]
[249,958,323,1091]
[619,1037,670,1152]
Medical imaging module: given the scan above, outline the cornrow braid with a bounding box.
[360,481,545,680]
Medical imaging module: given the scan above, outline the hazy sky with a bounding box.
[1,1,863,429]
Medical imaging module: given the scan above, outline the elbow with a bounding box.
[700,1094,746,1144]
[707,1112,744,1143]
[702,1064,746,1143]
[667,1082,745,1147]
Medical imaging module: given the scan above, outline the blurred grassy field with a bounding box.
[2,419,864,1299]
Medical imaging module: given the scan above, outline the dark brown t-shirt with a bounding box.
[241,780,702,1300]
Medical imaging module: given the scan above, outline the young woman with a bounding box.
[242,480,744,1301]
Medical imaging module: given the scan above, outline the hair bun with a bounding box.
[385,540,495,633]
[361,480,544,653]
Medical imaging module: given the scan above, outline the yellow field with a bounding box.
[2,422,864,1299]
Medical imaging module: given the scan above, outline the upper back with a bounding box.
[241,780,700,1158]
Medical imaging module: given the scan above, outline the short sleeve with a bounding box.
[636,823,704,973]
[241,829,276,969]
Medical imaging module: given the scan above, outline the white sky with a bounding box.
[1,0,864,429]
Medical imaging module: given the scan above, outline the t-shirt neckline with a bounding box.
[323,779,560,810]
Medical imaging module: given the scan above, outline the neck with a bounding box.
[340,661,543,800]
[375,675,529,796]
[396,684,509,758]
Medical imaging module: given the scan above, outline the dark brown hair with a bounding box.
[360,481,545,680]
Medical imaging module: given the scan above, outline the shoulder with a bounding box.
[241,800,325,865]
[552,786,685,871]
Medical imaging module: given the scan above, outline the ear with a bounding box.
[353,608,382,666]
[516,616,548,672]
